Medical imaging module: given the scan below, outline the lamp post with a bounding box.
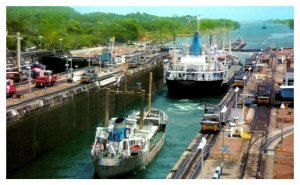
[280,103,285,149]
[68,58,73,71]
[64,55,69,72]
[98,53,102,76]
[16,32,22,72]
[68,57,73,78]
[86,51,91,68]
[221,129,230,159]
[198,137,206,179]
[242,75,247,123]
[59,38,63,50]
[243,75,247,89]
[250,60,255,76]
[222,129,225,152]
[38,36,43,49]
[234,87,239,122]
[87,58,91,68]
[25,62,31,93]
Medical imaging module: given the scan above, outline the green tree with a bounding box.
[6,6,241,50]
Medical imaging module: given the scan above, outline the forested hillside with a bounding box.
[268,19,294,29]
[7,6,240,50]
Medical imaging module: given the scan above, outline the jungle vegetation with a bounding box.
[268,19,294,29]
[6,7,240,50]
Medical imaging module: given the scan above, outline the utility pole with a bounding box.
[38,35,43,49]
[16,32,21,72]
[280,103,285,149]
[234,87,239,122]
[59,38,63,50]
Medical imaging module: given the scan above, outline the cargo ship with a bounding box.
[166,31,234,97]
[91,73,168,178]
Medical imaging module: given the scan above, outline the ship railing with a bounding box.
[167,69,226,73]
[103,152,123,159]
[168,77,224,81]
[93,148,106,158]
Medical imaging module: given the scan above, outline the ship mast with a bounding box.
[105,87,146,129]
[105,88,110,127]
[148,72,153,112]
[104,73,155,129]
[139,90,145,130]
[190,15,202,56]
[196,16,200,34]
[228,35,232,53]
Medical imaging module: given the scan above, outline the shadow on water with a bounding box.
[7,127,95,179]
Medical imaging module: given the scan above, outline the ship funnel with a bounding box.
[108,117,127,142]
[190,32,201,56]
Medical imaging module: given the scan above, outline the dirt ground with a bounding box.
[273,134,294,179]
[202,132,245,179]
[273,106,294,179]
[210,136,244,161]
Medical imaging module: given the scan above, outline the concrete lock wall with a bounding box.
[6,62,164,173]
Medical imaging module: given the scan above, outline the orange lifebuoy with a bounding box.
[130,145,141,151]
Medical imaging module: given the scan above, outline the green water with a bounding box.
[8,87,222,179]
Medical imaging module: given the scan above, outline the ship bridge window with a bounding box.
[150,119,159,126]
[214,73,220,78]
[187,68,196,72]
[288,79,294,85]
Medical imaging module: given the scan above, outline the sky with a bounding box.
[73,6,294,22]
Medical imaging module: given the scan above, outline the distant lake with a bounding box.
[165,21,294,49]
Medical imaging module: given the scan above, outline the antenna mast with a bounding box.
[148,72,153,112]
[197,16,201,33]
